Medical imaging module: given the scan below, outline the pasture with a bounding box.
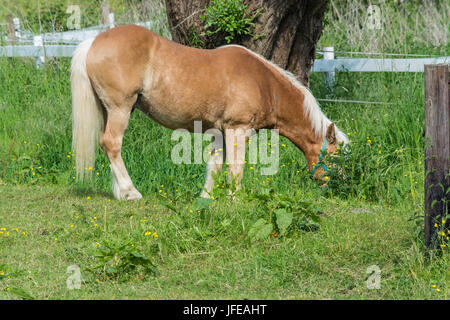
[0,0,449,299]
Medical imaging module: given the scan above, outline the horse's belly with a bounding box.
[136,93,218,132]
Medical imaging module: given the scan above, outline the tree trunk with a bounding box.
[164,0,328,86]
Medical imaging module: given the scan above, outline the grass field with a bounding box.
[0,0,449,299]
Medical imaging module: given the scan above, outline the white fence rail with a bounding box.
[312,57,450,73]
[1,43,448,73]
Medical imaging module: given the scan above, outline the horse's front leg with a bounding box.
[201,134,226,198]
[100,109,142,201]
[224,127,251,194]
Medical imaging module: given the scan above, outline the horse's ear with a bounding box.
[326,123,337,144]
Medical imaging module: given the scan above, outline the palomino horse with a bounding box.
[71,25,348,201]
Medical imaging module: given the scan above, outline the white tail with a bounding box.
[71,38,102,181]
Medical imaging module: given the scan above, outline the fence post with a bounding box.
[323,46,335,96]
[33,35,45,68]
[101,1,115,29]
[7,14,16,44]
[424,64,450,248]
[108,12,115,29]
[13,18,20,38]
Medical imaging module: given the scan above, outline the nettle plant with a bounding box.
[201,0,262,44]
[247,187,322,240]
[320,136,407,202]
[88,239,158,280]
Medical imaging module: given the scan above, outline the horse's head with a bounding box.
[309,123,343,180]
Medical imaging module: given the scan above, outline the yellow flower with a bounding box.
[432,284,436,288]
[436,288,441,292]
[88,166,93,171]
[87,196,91,200]
[70,224,74,228]
[152,232,158,238]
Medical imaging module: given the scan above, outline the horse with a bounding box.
[71,25,348,201]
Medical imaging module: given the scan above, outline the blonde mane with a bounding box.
[221,45,349,145]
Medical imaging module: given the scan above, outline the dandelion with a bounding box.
[22,231,26,236]
[250,166,254,170]
[54,237,58,241]
[70,224,74,228]
[432,284,436,288]
[87,196,91,200]
[95,242,100,247]
[88,166,93,171]
[434,223,438,228]
[436,288,441,292]
[152,232,158,238]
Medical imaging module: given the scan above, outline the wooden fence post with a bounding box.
[424,64,450,248]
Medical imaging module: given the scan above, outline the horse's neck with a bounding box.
[274,86,322,161]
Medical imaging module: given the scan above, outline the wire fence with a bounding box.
[1,17,448,106]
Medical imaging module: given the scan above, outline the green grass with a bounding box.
[0,185,448,299]
[0,57,448,300]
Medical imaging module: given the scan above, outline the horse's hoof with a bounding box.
[124,189,143,201]
[200,191,211,199]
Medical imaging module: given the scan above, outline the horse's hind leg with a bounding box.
[100,103,142,201]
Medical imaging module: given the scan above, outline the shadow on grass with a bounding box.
[69,184,113,200]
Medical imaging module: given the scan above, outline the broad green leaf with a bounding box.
[248,219,273,240]
[193,197,214,211]
[275,209,293,236]
[8,288,34,300]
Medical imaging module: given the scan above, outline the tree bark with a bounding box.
[164,0,328,86]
